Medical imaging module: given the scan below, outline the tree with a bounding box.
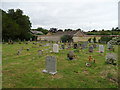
[99,37,113,43]
[88,38,91,43]
[61,35,73,43]
[2,9,32,41]
[36,27,48,34]
[93,37,96,43]
[49,28,57,33]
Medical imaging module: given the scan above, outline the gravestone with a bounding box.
[73,44,77,49]
[107,42,114,51]
[106,53,117,65]
[26,48,30,51]
[17,50,20,55]
[42,56,57,75]
[89,46,93,53]
[53,44,59,53]
[81,44,85,49]
[61,44,65,49]
[38,50,43,56]
[21,47,24,50]
[93,44,97,48]
[99,45,104,53]
[67,51,75,60]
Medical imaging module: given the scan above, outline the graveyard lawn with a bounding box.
[2,41,119,88]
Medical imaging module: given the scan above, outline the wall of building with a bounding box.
[73,36,101,42]
[37,36,60,41]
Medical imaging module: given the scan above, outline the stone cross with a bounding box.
[42,56,57,75]
[53,44,59,53]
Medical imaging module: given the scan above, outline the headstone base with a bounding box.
[42,69,57,75]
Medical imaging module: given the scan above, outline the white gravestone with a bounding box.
[53,44,59,53]
[42,56,57,75]
[99,45,104,53]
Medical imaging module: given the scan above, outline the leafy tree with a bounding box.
[36,27,48,34]
[88,38,91,43]
[2,9,32,41]
[61,35,73,43]
[49,28,57,33]
[99,37,113,43]
[93,37,96,43]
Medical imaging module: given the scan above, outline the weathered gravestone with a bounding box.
[106,53,117,65]
[67,51,75,60]
[53,44,59,53]
[73,44,77,49]
[99,45,104,53]
[89,46,93,53]
[42,56,57,75]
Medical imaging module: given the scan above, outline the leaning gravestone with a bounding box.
[99,45,104,53]
[106,53,117,65]
[53,44,59,53]
[89,46,93,53]
[42,56,57,75]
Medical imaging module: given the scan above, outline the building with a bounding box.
[37,30,101,42]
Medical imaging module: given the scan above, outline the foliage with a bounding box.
[109,37,120,45]
[88,38,91,43]
[93,37,96,43]
[49,28,57,33]
[35,27,48,35]
[2,9,32,41]
[61,35,73,43]
[99,37,113,43]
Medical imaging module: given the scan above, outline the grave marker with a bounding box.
[99,45,104,53]
[42,56,57,75]
[53,44,59,53]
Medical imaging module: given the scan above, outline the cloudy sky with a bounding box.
[1,0,120,31]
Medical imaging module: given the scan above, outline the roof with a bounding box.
[50,31,83,36]
[30,30,43,34]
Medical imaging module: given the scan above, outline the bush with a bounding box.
[61,35,73,43]
[99,37,113,43]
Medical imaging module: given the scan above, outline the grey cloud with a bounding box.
[1,0,119,31]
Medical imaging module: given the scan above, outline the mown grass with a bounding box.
[2,41,119,88]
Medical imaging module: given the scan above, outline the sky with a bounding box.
[1,0,120,31]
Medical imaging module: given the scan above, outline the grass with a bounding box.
[2,41,119,88]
